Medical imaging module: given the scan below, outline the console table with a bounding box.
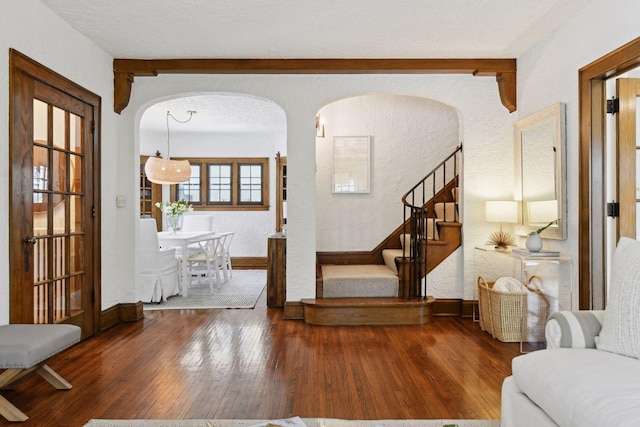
[473,245,573,351]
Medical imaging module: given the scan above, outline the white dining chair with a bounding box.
[217,232,234,279]
[186,235,224,292]
[179,214,215,257]
[139,218,180,302]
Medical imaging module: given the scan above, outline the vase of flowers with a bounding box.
[155,200,193,233]
[525,219,557,252]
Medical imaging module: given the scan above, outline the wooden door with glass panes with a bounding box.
[9,50,99,338]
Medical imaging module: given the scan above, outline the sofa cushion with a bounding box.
[596,237,640,359]
[512,348,640,427]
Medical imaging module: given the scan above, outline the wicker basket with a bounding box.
[477,276,547,343]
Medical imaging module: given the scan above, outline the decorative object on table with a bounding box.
[144,110,195,184]
[525,219,557,252]
[485,200,518,248]
[525,232,542,251]
[511,248,560,257]
[155,199,193,233]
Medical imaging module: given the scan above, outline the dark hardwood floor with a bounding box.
[0,292,521,426]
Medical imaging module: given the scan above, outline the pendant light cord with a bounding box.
[166,110,195,159]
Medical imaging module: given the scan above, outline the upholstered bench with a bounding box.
[0,324,81,422]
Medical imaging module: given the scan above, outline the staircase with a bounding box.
[303,145,463,325]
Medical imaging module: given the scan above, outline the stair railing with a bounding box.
[400,144,462,299]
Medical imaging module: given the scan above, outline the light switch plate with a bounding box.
[116,195,126,207]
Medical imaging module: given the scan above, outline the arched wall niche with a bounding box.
[136,92,287,259]
[315,93,461,251]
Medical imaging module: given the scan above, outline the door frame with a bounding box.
[579,36,640,310]
[9,49,102,334]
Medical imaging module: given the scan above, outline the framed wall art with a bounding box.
[332,136,370,193]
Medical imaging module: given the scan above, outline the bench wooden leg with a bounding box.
[37,364,72,390]
[0,368,36,391]
[0,394,28,422]
[0,364,71,422]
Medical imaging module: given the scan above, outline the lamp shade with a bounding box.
[485,200,518,224]
[144,157,191,184]
[527,200,557,225]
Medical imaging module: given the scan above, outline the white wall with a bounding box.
[516,0,640,307]
[0,0,122,323]
[123,73,513,302]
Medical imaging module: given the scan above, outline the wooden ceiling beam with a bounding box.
[113,58,516,114]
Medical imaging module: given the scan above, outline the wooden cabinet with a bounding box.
[267,233,286,307]
[140,156,162,229]
[275,152,287,232]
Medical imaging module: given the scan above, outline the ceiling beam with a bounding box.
[113,58,516,114]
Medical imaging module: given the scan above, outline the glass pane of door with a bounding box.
[32,98,86,324]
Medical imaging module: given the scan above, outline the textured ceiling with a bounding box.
[41,0,589,59]
[140,94,286,133]
[39,0,589,132]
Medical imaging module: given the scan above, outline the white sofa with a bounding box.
[501,237,640,427]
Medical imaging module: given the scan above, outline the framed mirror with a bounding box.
[514,103,567,239]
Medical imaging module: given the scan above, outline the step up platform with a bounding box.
[321,264,398,298]
[301,297,435,325]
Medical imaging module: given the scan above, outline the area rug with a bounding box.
[85,418,500,427]
[143,270,266,310]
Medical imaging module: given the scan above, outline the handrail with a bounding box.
[401,144,463,300]
[402,144,463,208]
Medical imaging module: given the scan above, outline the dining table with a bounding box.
[157,230,217,297]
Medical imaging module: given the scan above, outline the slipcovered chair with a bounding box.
[139,218,180,302]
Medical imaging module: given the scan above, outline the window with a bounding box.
[176,163,202,204]
[171,157,269,211]
[208,164,232,203]
[239,163,263,203]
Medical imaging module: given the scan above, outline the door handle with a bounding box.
[24,236,37,272]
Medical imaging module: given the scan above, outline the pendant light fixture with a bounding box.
[144,110,195,184]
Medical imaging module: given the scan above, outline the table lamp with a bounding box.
[485,200,518,248]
